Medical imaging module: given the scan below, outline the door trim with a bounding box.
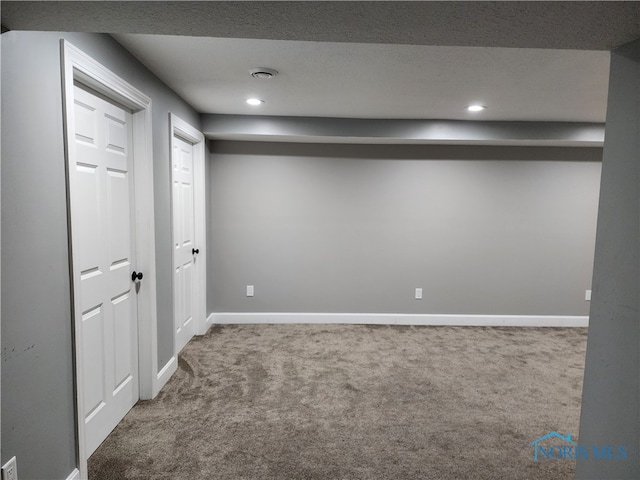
[170,114,207,340]
[61,40,159,478]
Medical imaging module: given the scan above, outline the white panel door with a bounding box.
[173,135,197,353]
[73,85,139,456]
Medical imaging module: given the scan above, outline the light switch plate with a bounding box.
[415,288,423,300]
[246,285,254,297]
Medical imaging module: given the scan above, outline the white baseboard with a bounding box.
[154,356,177,397]
[211,312,588,327]
[66,468,80,480]
[206,312,215,329]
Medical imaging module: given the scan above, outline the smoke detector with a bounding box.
[249,67,278,79]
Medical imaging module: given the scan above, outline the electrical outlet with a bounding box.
[246,285,254,297]
[415,288,423,300]
[2,456,18,480]
[585,289,592,301]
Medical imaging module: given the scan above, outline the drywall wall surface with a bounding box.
[206,140,214,314]
[1,31,199,478]
[1,30,77,480]
[202,114,605,146]
[576,38,640,479]
[208,142,601,317]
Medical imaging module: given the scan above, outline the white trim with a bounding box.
[169,114,207,342]
[66,468,81,480]
[61,40,159,480]
[206,312,215,330]
[156,356,178,393]
[211,312,589,327]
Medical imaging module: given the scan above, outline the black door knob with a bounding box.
[131,271,143,282]
[192,248,200,255]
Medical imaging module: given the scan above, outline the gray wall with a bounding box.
[576,37,640,479]
[1,31,199,479]
[208,142,601,316]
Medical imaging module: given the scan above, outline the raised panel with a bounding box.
[107,169,130,266]
[82,306,106,420]
[175,266,182,333]
[183,262,193,327]
[172,144,179,172]
[74,100,97,145]
[112,291,133,390]
[105,113,127,155]
[76,164,102,274]
[173,180,181,249]
[181,183,194,246]
[109,264,131,295]
[180,146,192,174]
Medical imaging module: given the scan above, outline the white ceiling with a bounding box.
[114,34,610,122]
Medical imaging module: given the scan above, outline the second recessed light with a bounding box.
[246,98,264,106]
[467,105,487,112]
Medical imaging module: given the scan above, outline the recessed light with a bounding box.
[246,98,264,106]
[467,105,487,112]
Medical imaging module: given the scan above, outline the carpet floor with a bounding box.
[89,324,587,480]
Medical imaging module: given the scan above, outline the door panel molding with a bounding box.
[61,40,159,478]
[170,114,207,341]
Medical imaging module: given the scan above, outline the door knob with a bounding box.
[131,271,143,282]
[192,248,200,255]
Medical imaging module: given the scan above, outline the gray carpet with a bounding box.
[89,324,587,479]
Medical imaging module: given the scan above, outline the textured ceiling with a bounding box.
[3,1,640,50]
[3,1,638,125]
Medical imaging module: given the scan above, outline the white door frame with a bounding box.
[170,114,208,340]
[61,40,160,479]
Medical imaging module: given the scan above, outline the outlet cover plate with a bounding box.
[2,456,18,480]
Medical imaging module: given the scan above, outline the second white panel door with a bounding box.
[173,135,197,353]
